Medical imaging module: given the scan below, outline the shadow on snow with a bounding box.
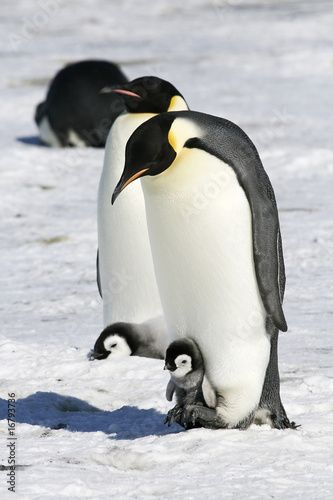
[16,136,43,146]
[0,392,182,439]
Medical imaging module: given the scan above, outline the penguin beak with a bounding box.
[111,168,149,204]
[100,87,141,99]
[164,362,176,372]
[112,89,141,98]
[89,351,107,361]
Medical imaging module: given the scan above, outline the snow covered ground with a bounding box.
[1,0,333,498]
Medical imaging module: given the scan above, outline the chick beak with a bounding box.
[164,362,176,372]
[89,351,105,361]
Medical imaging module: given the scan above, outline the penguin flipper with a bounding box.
[251,198,287,332]
[237,152,288,332]
[96,249,102,298]
[166,379,176,401]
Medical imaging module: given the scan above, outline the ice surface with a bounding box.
[1,0,333,498]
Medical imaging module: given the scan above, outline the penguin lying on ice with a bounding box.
[164,338,215,429]
[90,318,169,360]
[112,110,297,430]
[35,60,128,147]
[97,77,188,339]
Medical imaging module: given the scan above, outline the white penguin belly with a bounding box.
[142,149,270,426]
[67,129,87,147]
[38,116,61,147]
[98,113,163,326]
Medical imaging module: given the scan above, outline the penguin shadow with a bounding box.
[0,392,181,440]
[16,136,43,146]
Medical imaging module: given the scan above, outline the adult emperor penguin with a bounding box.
[90,320,169,360]
[112,111,297,430]
[97,77,188,332]
[35,60,128,147]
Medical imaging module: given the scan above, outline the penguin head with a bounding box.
[90,322,139,360]
[102,76,187,114]
[113,113,179,202]
[111,113,203,204]
[165,354,193,379]
[164,338,203,379]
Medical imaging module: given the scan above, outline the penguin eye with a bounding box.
[110,343,117,349]
[181,360,187,365]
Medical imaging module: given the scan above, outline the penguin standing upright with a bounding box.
[97,77,188,334]
[164,338,211,428]
[35,60,128,147]
[112,111,296,430]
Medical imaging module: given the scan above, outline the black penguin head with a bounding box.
[112,113,178,204]
[164,339,203,375]
[102,76,186,114]
[90,322,139,360]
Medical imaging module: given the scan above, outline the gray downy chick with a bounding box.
[164,338,212,428]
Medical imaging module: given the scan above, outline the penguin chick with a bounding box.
[90,319,169,361]
[164,339,207,428]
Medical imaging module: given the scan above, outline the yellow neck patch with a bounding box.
[168,126,179,154]
[168,95,188,112]
[168,117,202,154]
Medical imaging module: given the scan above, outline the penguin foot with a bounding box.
[164,404,206,429]
[271,413,300,430]
[180,404,224,430]
[164,404,183,427]
[255,406,299,430]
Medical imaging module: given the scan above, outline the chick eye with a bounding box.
[181,360,187,365]
[110,343,117,349]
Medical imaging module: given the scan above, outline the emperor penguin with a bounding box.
[90,319,169,361]
[97,77,188,334]
[164,338,214,429]
[112,111,297,431]
[35,60,128,147]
